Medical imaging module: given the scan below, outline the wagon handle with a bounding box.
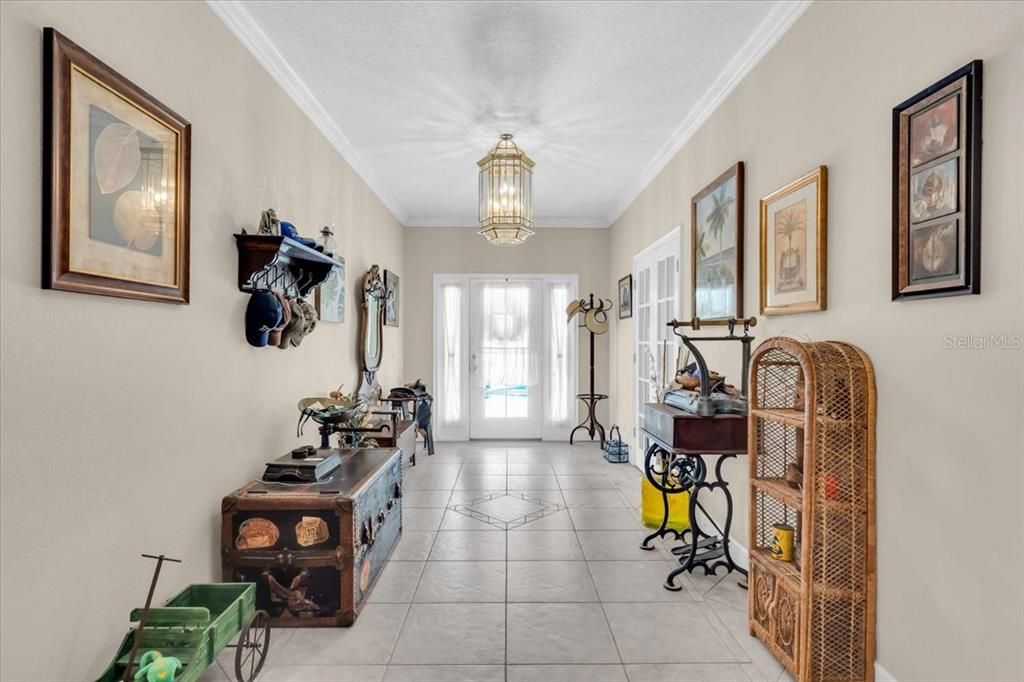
[122,554,182,682]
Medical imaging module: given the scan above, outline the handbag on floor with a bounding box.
[602,425,629,463]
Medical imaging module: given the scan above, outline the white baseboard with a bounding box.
[874,662,896,682]
[690,508,888,680]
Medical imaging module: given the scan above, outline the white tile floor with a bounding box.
[204,441,794,682]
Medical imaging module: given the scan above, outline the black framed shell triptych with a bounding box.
[892,60,982,300]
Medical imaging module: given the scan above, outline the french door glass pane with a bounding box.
[480,283,531,419]
[660,256,675,301]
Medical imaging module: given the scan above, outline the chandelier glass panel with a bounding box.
[478,134,535,246]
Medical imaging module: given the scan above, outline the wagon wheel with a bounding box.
[234,610,271,682]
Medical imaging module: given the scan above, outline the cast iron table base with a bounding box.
[639,440,747,590]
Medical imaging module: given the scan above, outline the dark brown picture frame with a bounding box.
[43,28,191,303]
[618,274,632,319]
[383,269,399,327]
[691,161,744,321]
[892,60,982,300]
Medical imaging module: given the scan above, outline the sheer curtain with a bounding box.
[439,282,464,425]
[547,282,572,425]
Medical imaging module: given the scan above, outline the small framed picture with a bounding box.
[692,162,744,321]
[384,269,399,326]
[759,166,828,315]
[892,60,982,300]
[315,257,346,323]
[43,28,191,303]
[618,274,633,319]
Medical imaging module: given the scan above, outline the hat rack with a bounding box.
[566,293,612,448]
[235,234,342,299]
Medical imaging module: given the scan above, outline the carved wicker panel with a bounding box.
[749,558,774,637]
[771,578,801,671]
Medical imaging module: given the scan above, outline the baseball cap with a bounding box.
[245,291,284,347]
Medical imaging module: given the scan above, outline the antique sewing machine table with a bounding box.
[640,403,748,590]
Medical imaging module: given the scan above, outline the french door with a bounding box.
[633,228,681,466]
[434,274,577,441]
[469,279,543,439]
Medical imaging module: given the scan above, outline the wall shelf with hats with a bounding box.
[235,231,341,349]
[235,233,342,299]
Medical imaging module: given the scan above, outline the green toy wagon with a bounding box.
[97,583,270,682]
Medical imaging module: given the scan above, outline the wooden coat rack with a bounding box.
[568,293,610,447]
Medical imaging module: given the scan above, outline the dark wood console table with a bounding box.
[639,402,748,589]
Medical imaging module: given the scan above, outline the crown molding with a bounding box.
[209,0,808,231]
[206,0,409,224]
[605,0,813,226]
[404,217,610,229]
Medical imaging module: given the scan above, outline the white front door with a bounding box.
[469,278,543,439]
[633,228,681,466]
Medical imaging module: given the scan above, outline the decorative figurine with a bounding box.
[257,208,281,236]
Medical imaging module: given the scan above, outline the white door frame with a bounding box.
[432,273,578,441]
[631,226,682,467]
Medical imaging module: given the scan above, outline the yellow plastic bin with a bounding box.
[641,477,690,530]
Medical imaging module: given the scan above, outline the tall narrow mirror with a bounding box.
[360,265,386,396]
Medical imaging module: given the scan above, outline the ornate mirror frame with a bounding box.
[360,265,387,396]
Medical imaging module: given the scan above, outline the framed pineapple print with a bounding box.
[691,162,744,321]
[759,167,828,315]
[892,60,982,300]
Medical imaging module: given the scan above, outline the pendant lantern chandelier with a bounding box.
[478,133,535,246]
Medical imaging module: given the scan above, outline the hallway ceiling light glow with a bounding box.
[478,134,534,246]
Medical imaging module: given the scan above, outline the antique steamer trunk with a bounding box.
[221,448,402,626]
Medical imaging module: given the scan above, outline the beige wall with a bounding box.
[607,2,1023,680]
[402,227,611,431]
[0,2,404,680]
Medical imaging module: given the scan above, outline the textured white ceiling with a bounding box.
[217,1,807,227]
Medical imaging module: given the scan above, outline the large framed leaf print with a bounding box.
[44,28,191,303]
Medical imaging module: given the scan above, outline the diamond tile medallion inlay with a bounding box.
[473,496,544,521]
[448,492,564,529]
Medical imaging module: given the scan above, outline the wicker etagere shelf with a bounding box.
[747,338,876,682]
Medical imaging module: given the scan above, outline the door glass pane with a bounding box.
[637,379,647,431]
[661,256,675,302]
[658,300,671,341]
[480,283,530,419]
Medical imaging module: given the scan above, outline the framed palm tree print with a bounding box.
[691,162,744,321]
[759,166,828,315]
